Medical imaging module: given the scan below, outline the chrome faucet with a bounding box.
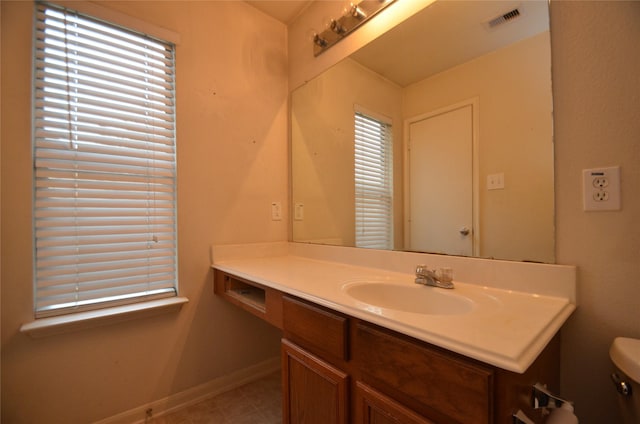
[415,265,454,289]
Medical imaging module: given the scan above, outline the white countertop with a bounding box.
[213,253,576,373]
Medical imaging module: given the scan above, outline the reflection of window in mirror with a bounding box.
[354,110,393,250]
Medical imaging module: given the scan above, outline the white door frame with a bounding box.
[403,97,480,256]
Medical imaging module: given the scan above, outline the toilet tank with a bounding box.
[610,337,640,424]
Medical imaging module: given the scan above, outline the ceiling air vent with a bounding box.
[487,8,521,29]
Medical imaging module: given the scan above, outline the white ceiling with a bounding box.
[351,0,549,87]
[245,1,550,87]
[245,1,312,24]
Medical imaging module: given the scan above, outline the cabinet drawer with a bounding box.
[282,295,349,361]
[355,323,494,424]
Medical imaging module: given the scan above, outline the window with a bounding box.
[354,110,393,249]
[33,2,178,318]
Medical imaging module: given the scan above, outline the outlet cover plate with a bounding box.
[583,166,621,211]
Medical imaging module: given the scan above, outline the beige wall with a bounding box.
[403,32,554,263]
[291,58,403,247]
[1,1,286,422]
[552,2,640,423]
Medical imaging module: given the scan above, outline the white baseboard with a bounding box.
[93,356,281,424]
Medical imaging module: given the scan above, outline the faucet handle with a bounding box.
[416,264,429,275]
[435,267,453,283]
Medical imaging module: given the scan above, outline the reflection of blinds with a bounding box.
[354,111,393,249]
[33,2,177,317]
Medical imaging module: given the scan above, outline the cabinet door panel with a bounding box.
[356,382,435,424]
[282,339,349,424]
[355,323,493,424]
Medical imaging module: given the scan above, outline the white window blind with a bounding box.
[33,2,178,318]
[354,111,393,250]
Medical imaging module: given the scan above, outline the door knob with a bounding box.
[459,227,470,236]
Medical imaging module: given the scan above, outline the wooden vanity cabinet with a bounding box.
[214,271,560,424]
[282,295,351,424]
[280,295,438,424]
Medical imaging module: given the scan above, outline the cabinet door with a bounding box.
[282,339,349,424]
[355,382,435,424]
[355,323,493,423]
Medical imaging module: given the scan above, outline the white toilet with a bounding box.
[609,337,640,424]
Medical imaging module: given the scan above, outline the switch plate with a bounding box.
[271,201,282,221]
[487,172,505,190]
[583,166,621,211]
[294,203,304,221]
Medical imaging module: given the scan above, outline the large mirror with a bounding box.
[291,0,554,263]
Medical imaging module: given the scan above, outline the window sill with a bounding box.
[20,297,189,338]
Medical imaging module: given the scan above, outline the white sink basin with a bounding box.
[343,281,474,315]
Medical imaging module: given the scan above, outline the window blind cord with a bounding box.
[61,9,81,308]
[145,51,153,296]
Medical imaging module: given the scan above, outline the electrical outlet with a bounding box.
[593,191,609,202]
[593,177,609,189]
[583,166,621,211]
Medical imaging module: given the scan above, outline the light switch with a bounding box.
[271,202,282,221]
[487,173,505,190]
[294,203,304,221]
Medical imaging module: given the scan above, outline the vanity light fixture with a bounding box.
[313,33,328,48]
[312,0,397,56]
[347,3,367,20]
[330,19,347,35]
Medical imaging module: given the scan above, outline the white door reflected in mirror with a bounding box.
[408,104,474,256]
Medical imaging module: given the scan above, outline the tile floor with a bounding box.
[149,371,282,424]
